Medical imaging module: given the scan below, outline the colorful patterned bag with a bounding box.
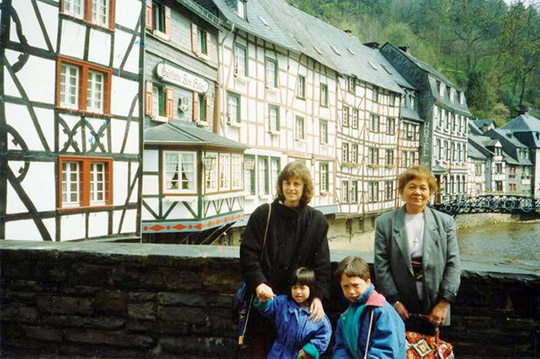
[406,327,454,358]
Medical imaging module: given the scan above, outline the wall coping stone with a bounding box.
[0,240,538,282]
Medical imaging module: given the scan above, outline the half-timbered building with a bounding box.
[1,0,144,241]
[468,134,505,195]
[141,0,246,243]
[381,43,471,203]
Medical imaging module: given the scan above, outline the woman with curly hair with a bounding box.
[240,161,331,357]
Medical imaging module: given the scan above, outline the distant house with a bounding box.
[381,43,471,203]
[499,113,540,198]
[141,1,246,243]
[468,134,505,194]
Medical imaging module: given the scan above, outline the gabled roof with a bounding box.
[177,0,224,29]
[468,121,483,136]
[256,0,409,94]
[145,121,247,149]
[211,0,299,51]
[471,118,496,132]
[401,107,423,122]
[501,113,540,132]
[468,135,496,157]
[468,142,488,160]
[485,128,533,165]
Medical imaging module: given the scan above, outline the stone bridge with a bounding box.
[0,241,539,358]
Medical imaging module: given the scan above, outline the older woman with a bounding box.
[374,166,460,332]
[240,161,331,356]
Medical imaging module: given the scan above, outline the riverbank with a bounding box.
[328,212,540,253]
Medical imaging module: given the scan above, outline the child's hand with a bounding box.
[256,283,275,302]
[297,349,310,359]
[309,297,325,322]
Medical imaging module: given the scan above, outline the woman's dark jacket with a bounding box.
[240,199,331,300]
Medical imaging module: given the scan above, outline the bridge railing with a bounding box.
[433,194,540,216]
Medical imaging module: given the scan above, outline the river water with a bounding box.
[457,220,540,261]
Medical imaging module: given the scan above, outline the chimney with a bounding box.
[363,42,379,49]
[398,45,410,53]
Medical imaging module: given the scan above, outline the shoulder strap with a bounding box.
[363,310,375,359]
[261,203,272,253]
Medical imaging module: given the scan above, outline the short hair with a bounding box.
[276,161,314,206]
[397,165,437,194]
[290,267,316,298]
[334,256,371,282]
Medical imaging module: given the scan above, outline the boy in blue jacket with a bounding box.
[254,267,332,359]
[333,256,406,358]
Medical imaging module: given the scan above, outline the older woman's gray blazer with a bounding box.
[374,206,461,324]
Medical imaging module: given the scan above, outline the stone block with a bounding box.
[157,306,207,325]
[128,292,157,302]
[23,325,64,342]
[159,336,236,356]
[0,304,39,323]
[159,292,232,307]
[162,270,202,291]
[65,330,155,348]
[110,267,164,289]
[128,302,156,320]
[95,289,128,315]
[41,314,125,330]
[75,264,112,287]
[36,296,93,315]
[125,319,190,335]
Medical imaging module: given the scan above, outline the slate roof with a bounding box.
[468,135,496,157]
[255,0,410,94]
[485,128,533,166]
[468,142,488,160]
[177,0,224,28]
[468,121,483,136]
[145,122,247,149]
[401,107,423,122]
[500,114,540,148]
[471,119,496,132]
[211,0,299,51]
[380,43,471,116]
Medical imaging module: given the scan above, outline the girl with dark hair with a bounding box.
[253,267,332,359]
[240,161,331,357]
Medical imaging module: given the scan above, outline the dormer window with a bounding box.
[459,91,464,104]
[450,88,455,102]
[409,95,415,109]
[237,0,246,19]
[438,81,445,97]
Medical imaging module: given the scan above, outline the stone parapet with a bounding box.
[0,241,538,357]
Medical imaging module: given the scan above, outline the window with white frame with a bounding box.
[352,144,358,164]
[385,181,393,201]
[445,141,450,161]
[164,152,196,192]
[410,151,416,165]
[62,161,81,207]
[402,150,408,167]
[385,149,394,166]
[63,0,112,28]
[266,58,277,88]
[368,147,379,165]
[64,0,84,18]
[436,139,442,160]
[320,83,328,106]
[204,152,218,192]
[151,83,167,118]
[270,157,280,196]
[92,0,109,27]
[370,114,379,132]
[60,63,80,109]
[387,118,395,135]
[297,75,306,98]
[227,91,240,124]
[197,27,208,55]
[342,180,349,202]
[237,0,246,19]
[295,116,305,141]
[244,155,255,195]
[438,81,444,97]
[86,70,104,113]
[59,157,112,209]
[231,154,243,190]
[343,106,350,127]
[219,153,231,190]
[342,142,349,163]
[352,109,359,129]
[320,120,328,144]
[234,43,247,77]
[320,163,329,193]
[348,77,356,93]
[258,157,269,195]
[451,143,456,162]
[268,105,280,132]
[351,181,358,202]
[410,94,415,109]
[368,181,379,202]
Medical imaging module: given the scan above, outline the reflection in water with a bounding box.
[457,221,540,260]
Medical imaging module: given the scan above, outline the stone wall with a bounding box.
[0,241,538,358]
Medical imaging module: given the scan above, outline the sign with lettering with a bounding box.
[156,63,209,93]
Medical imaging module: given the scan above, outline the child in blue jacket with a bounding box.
[333,256,406,358]
[254,267,332,359]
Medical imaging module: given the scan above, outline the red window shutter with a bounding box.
[191,23,199,54]
[206,95,211,122]
[165,87,174,121]
[192,92,199,122]
[145,81,153,116]
[145,2,153,30]
[164,6,171,36]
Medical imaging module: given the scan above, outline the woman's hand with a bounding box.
[309,297,324,322]
[428,300,450,326]
[393,301,410,321]
[255,283,275,302]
